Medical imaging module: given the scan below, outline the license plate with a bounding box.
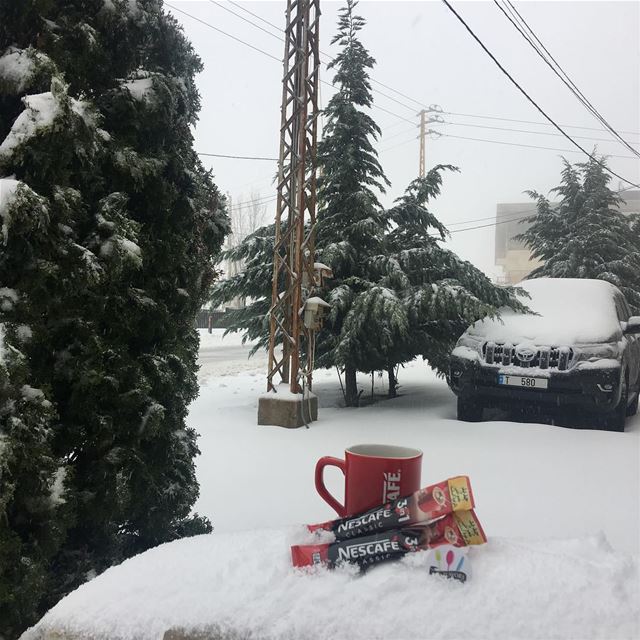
[498,375,548,389]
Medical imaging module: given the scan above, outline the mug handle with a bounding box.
[315,456,347,517]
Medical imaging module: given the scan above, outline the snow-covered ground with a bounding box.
[23,329,640,640]
[192,332,639,555]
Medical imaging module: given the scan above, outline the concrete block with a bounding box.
[257,392,318,428]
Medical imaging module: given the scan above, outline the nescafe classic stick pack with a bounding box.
[292,510,487,569]
[306,476,475,541]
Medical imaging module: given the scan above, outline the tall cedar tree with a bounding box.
[517,156,640,312]
[353,168,528,395]
[212,2,526,404]
[314,0,390,405]
[0,1,228,635]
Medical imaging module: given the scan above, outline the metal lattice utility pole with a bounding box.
[419,109,427,178]
[417,106,444,178]
[261,0,321,425]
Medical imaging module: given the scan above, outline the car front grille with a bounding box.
[482,343,573,370]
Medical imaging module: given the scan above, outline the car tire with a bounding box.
[457,397,483,422]
[605,378,627,432]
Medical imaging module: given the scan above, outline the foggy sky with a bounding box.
[166,0,640,277]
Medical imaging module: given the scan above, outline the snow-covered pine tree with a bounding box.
[366,168,528,389]
[517,156,640,312]
[0,0,228,630]
[212,223,278,355]
[212,3,525,405]
[315,0,390,405]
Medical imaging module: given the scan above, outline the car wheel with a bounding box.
[457,397,483,422]
[605,378,627,432]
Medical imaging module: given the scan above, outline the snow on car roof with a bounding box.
[467,278,623,345]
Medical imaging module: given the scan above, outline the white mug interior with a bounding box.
[347,444,422,459]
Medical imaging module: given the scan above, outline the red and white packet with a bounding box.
[307,476,475,541]
[292,510,487,569]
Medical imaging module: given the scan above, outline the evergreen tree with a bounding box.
[211,1,526,405]
[212,223,276,355]
[0,297,65,638]
[314,0,390,405]
[517,156,640,312]
[365,168,528,390]
[0,1,228,633]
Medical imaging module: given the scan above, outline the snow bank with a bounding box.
[469,278,622,345]
[22,528,639,640]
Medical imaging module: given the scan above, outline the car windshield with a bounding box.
[467,278,622,345]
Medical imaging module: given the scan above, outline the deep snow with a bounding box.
[22,329,640,640]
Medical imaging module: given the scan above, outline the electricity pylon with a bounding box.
[263,0,321,413]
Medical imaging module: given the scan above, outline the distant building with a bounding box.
[495,189,640,284]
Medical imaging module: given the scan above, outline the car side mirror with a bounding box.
[624,316,640,334]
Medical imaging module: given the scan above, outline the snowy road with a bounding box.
[196,329,267,380]
[198,342,255,365]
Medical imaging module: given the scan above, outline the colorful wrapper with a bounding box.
[292,510,486,569]
[307,476,475,541]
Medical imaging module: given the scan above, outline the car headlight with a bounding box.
[574,343,620,362]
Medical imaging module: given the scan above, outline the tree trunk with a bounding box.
[387,365,398,398]
[345,365,359,407]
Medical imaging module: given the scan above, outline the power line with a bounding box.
[170,1,640,184]
[441,120,640,146]
[170,0,640,147]
[494,0,640,158]
[449,212,534,234]
[378,135,418,154]
[377,130,638,159]
[227,0,282,33]
[208,0,283,42]
[439,133,638,160]
[228,196,277,211]
[197,152,278,161]
[446,184,636,233]
[213,0,421,116]
[164,2,281,62]
[167,1,417,128]
[440,0,640,189]
[382,126,419,142]
[447,210,535,227]
[443,110,639,136]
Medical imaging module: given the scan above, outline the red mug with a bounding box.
[315,444,423,517]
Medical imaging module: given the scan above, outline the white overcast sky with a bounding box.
[165,0,640,277]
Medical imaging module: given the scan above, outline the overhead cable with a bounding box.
[440,0,640,188]
[494,0,640,158]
